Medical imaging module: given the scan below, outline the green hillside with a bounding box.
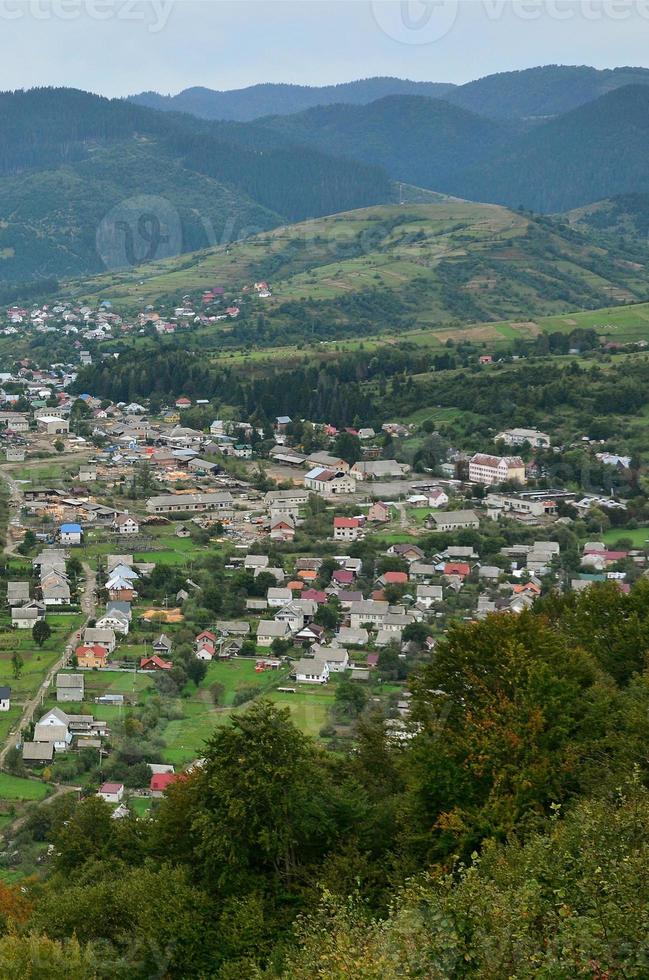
[67,200,649,345]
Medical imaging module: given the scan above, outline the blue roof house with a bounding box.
[60,523,83,546]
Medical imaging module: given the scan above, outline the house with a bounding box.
[34,707,71,751]
[469,454,526,486]
[270,515,296,542]
[76,644,109,669]
[292,657,329,684]
[322,647,350,673]
[79,464,98,482]
[427,510,480,533]
[257,620,291,647]
[215,621,250,636]
[145,492,232,514]
[379,571,408,587]
[41,572,71,606]
[267,587,293,607]
[96,609,130,635]
[140,655,172,670]
[60,523,82,546]
[114,513,140,535]
[496,428,551,449]
[294,623,325,645]
[0,686,10,711]
[195,631,217,660]
[98,782,124,804]
[443,562,471,579]
[337,626,369,646]
[153,634,173,655]
[388,543,424,563]
[416,584,444,608]
[150,772,181,797]
[176,525,191,538]
[83,627,116,653]
[304,467,356,495]
[56,673,84,702]
[368,501,391,523]
[11,606,41,628]
[349,600,389,630]
[175,397,192,410]
[274,603,305,632]
[7,581,30,606]
[333,517,361,541]
[428,487,449,508]
[22,742,54,763]
[6,447,25,462]
[409,562,436,580]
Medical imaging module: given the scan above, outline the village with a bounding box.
[0,298,642,846]
[0,342,638,967]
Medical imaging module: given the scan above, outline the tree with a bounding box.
[334,679,367,719]
[188,701,329,893]
[314,603,340,630]
[11,651,23,679]
[333,432,362,466]
[32,620,52,648]
[53,438,65,453]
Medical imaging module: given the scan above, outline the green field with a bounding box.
[0,612,84,702]
[0,773,49,800]
[602,527,649,547]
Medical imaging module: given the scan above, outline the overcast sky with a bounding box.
[1,1,649,96]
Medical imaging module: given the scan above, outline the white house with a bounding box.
[428,487,449,508]
[114,514,140,535]
[59,523,82,546]
[292,657,329,684]
[34,707,71,751]
[97,781,124,804]
[0,686,10,711]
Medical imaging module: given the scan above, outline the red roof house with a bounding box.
[150,772,181,795]
[443,562,471,578]
[140,655,173,671]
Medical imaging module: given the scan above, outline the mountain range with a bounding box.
[253,84,649,213]
[130,65,649,121]
[4,67,649,285]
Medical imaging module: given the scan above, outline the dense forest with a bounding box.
[4,583,649,975]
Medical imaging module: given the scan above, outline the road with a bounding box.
[0,470,98,764]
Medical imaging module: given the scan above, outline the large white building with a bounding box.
[469,454,526,486]
[304,467,356,495]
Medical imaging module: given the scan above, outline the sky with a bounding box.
[1,0,649,96]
